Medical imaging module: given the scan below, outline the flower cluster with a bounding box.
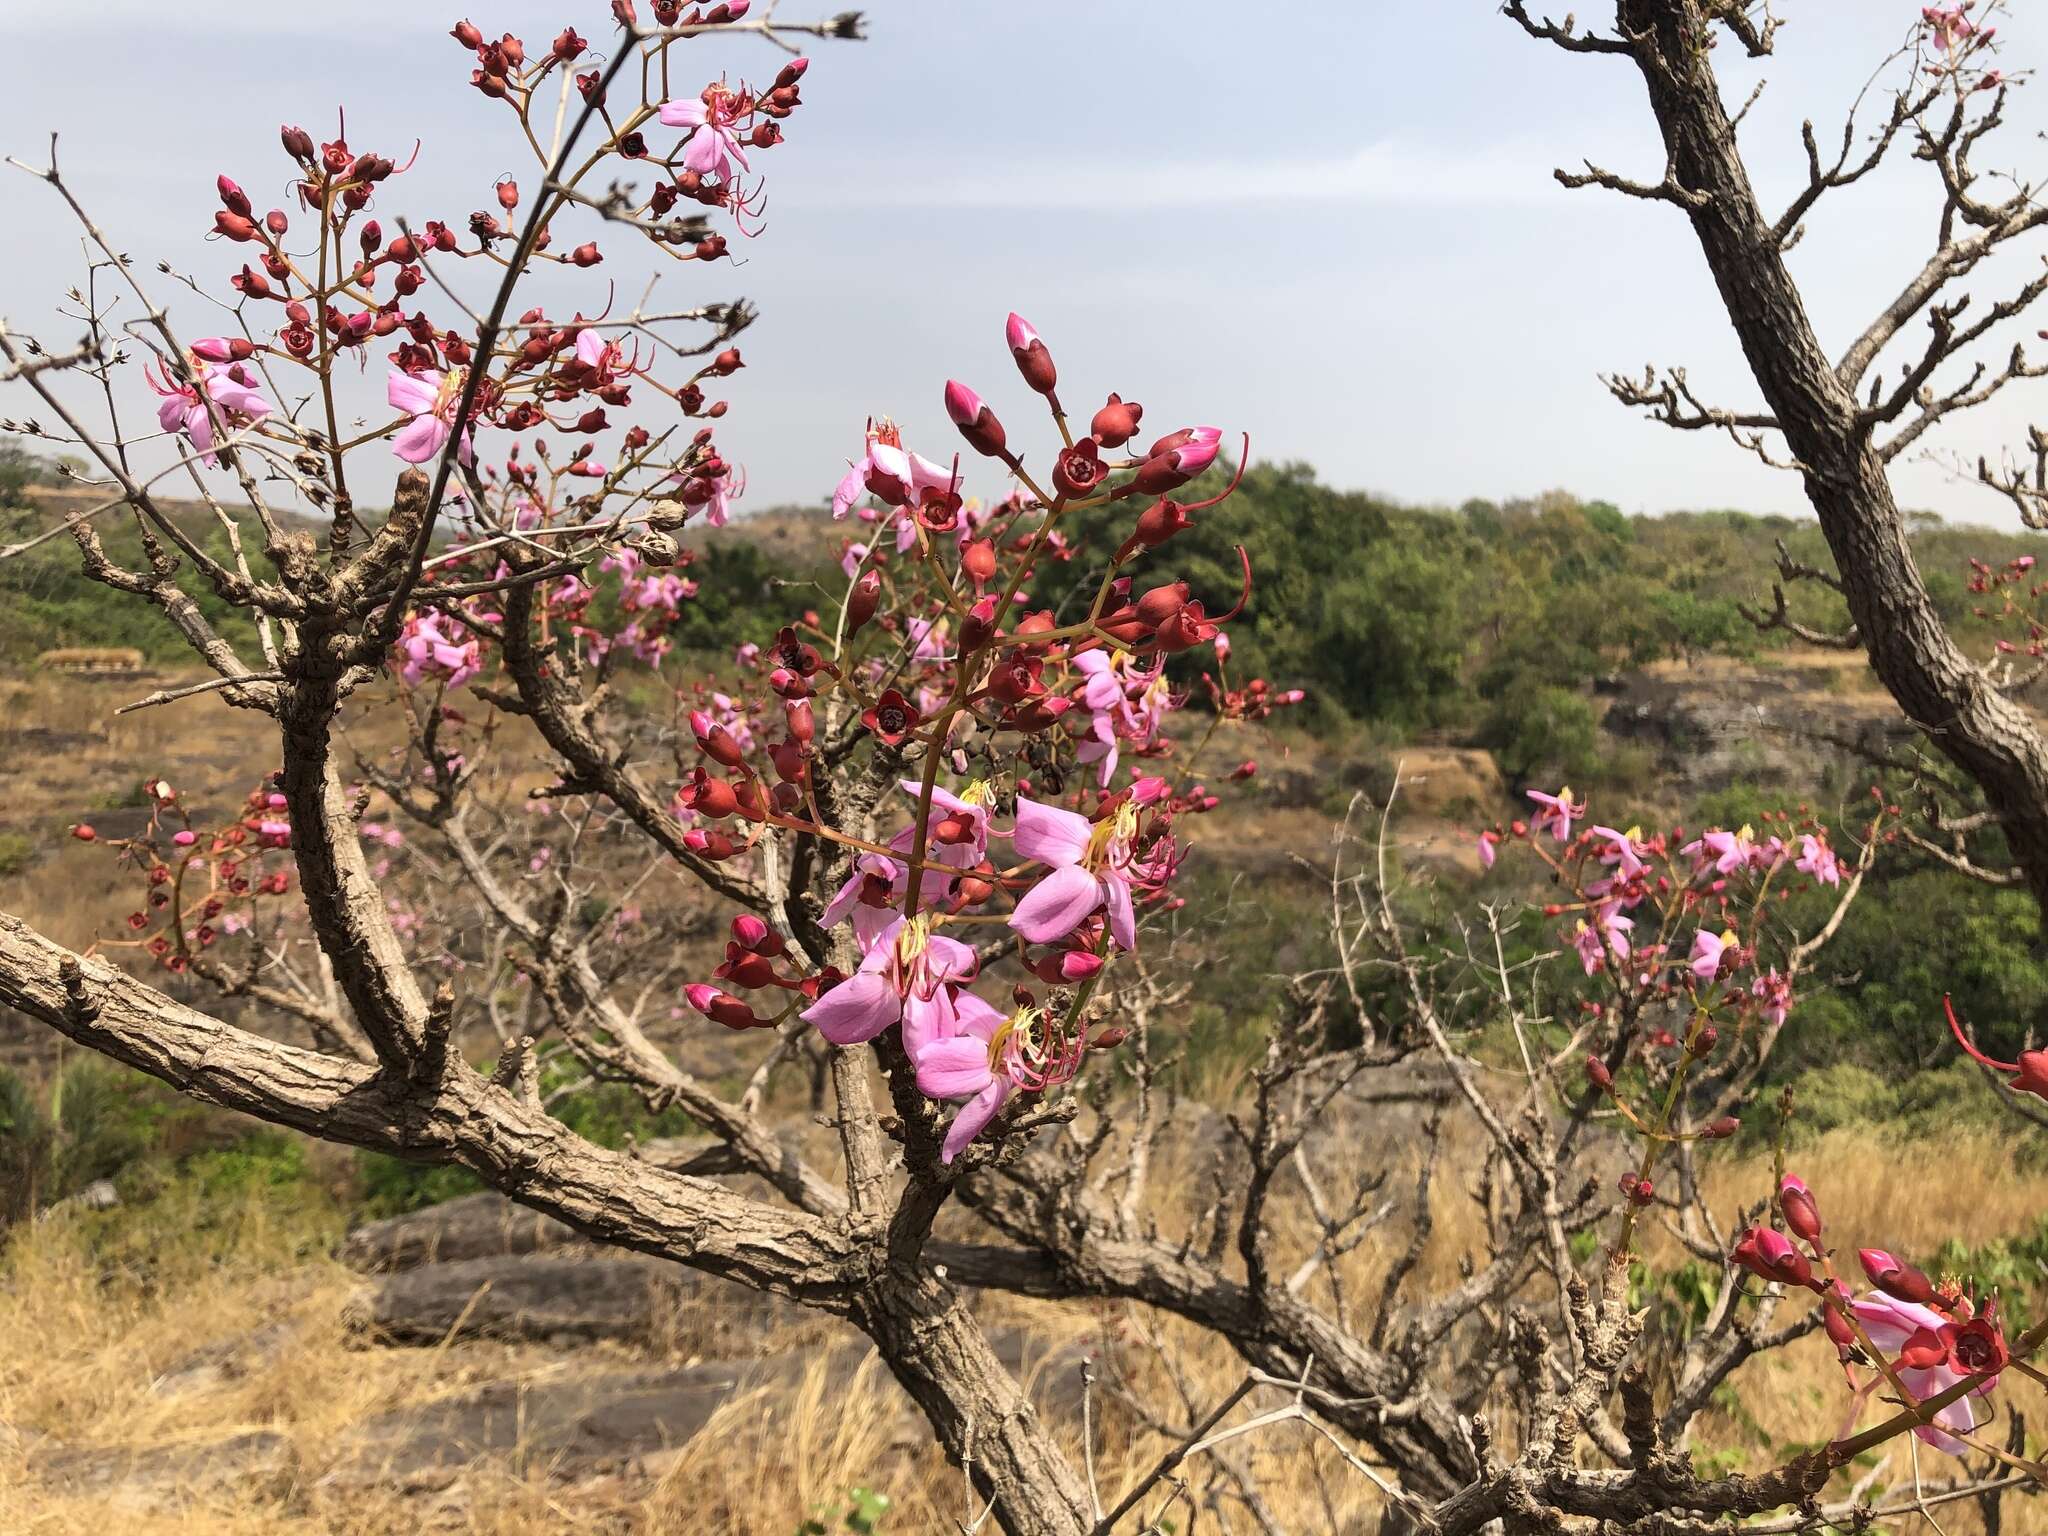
[670,312,1291,1160]
[1919,1,2009,88]
[1967,550,2046,661]
[1481,788,1871,1034]
[1732,1176,2012,1456]
[70,778,297,976]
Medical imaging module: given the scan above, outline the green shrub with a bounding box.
[1482,684,1599,788]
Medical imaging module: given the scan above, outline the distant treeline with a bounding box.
[10,441,2047,729]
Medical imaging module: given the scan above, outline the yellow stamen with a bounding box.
[896,913,932,964]
[986,1006,1039,1070]
[1083,802,1139,870]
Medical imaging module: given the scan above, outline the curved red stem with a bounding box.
[1946,993,2020,1072]
[1210,545,1254,625]
[1180,432,1251,513]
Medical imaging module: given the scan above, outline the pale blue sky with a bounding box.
[6,2,2048,524]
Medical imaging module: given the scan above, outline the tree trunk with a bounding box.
[1622,0,2048,912]
[853,1269,1096,1536]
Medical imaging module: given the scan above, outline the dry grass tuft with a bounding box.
[4,1123,2046,1533]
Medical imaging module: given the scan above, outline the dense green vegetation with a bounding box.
[1061,463,2048,772]
[15,446,2046,731]
[0,1049,704,1231]
[0,441,266,664]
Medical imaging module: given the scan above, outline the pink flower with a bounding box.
[387,366,475,465]
[799,915,978,1048]
[910,993,1021,1163]
[1795,833,1841,886]
[1683,825,1757,877]
[914,1000,1085,1163]
[891,779,993,869]
[818,853,937,952]
[1689,927,1737,983]
[397,612,482,690]
[1850,1290,1995,1454]
[1751,968,1793,1026]
[1589,824,1648,880]
[1008,796,1138,951]
[1572,903,1633,976]
[146,354,273,466]
[1477,830,1497,869]
[1923,5,1974,56]
[657,87,751,181]
[1525,786,1582,843]
[831,422,956,520]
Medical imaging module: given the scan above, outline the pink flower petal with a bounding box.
[914,1036,994,1100]
[942,1078,1013,1163]
[387,368,441,415]
[1010,863,1103,945]
[391,414,450,464]
[801,973,900,1044]
[1011,797,1092,867]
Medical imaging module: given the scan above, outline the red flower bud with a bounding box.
[961,538,997,587]
[785,696,815,745]
[1585,1054,1612,1092]
[689,709,747,770]
[1857,1248,1938,1305]
[1731,1226,1812,1289]
[845,568,881,635]
[570,242,603,267]
[732,914,787,956]
[1130,428,1223,496]
[1090,392,1143,448]
[683,983,764,1030]
[452,18,484,47]
[678,767,738,819]
[944,379,1007,458]
[1778,1174,1822,1243]
[1006,312,1057,396]
[684,828,739,860]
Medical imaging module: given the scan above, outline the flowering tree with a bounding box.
[1507,0,2048,934]
[1,5,2046,1533]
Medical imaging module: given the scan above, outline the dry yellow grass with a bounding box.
[3,1126,2044,1534]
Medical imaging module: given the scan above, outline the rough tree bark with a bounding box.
[1606,0,2048,911]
